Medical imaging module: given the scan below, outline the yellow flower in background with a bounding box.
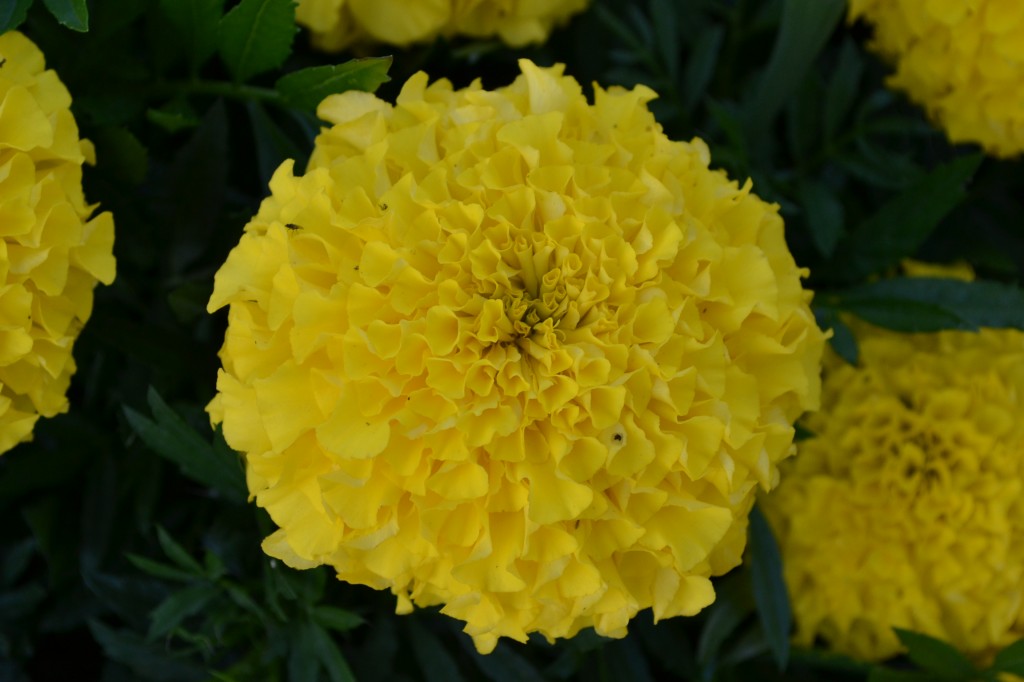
[208,59,824,653]
[849,0,1024,157]
[763,322,1024,661]
[296,0,590,51]
[0,32,116,455]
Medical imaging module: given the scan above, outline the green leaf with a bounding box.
[748,505,791,670]
[747,0,845,131]
[867,669,938,682]
[835,154,983,280]
[125,554,198,583]
[218,0,296,83]
[41,0,88,31]
[159,0,225,73]
[823,39,864,141]
[893,628,977,680]
[148,583,219,638]
[697,571,753,671]
[682,25,724,114]
[156,526,205,576]
[312,606,365,634]
[88,620,207,681]
[93,128,149,185]
[992,639,1024,675]
[146,103,202,133]
[836,278,1024,332]
[246,101,308,187]
[276,57,393,113]
[799,178,844,257]
[813,305,859,365]
[123,387,247,503]
[0,585,46,625]
[311,623,357,682]
[288,620,320,682]
[650,0,680,82]
[0,0,33,33]
[409,619,465,682]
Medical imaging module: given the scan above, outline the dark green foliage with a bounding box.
[0,0,1022,680]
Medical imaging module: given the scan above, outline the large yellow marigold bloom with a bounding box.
[295,0,590,51]
[0,31,116,455]
[849,0,1024,157]
[207,59,824,653]
[763,324,1024,661]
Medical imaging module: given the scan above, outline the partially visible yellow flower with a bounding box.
[763,320,1024,661]
[208,59,825,653]
[296,0,590,51]
[0,31,116,455]
[849,0,1024,157]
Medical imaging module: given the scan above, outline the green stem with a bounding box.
[149,79,281,105]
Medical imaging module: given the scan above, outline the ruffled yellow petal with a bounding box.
[0,31,116,455]
[850,0,1024,157]
[295,0,591,50]
[764,311,1024,663]
[209,60,825,652]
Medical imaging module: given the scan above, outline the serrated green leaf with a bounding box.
[799,178,844,258]
[125,553,198,583]
[219,0,296,83]
[123,387,246,503]
[835,154,983,280]
[148,583,219,639]
[156,526,205,576]
[836,278,1024,332]
[893,628,977,680]
[311,623,357,682]
[276,57,393,113]
[992,640,1024,674]
[312,606,365,633]
[41,0,88,30]
[0,0,33,33]
[748,505,791,670]
[159,0,225,73]
[747,0,845,131]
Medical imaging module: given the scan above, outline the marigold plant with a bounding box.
[763,322,1024,661]
[849,0,1024,157]
[295,0,590,51]
[0,31,116,455]
[208,59,825,653]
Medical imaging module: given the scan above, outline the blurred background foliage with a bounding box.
[1,0,1023,680]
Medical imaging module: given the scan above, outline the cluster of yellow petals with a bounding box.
[295,0,589,51]
[764,323,1024,661]
[208,60,824,653]
[849,0,1024,157]
[0,32,116,455]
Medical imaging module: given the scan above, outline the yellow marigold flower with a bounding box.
[207,59,824,653]
[0,31,116,455]
[849,0,1024,157]
[295,0,590,51]
[763,323,1024,661]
